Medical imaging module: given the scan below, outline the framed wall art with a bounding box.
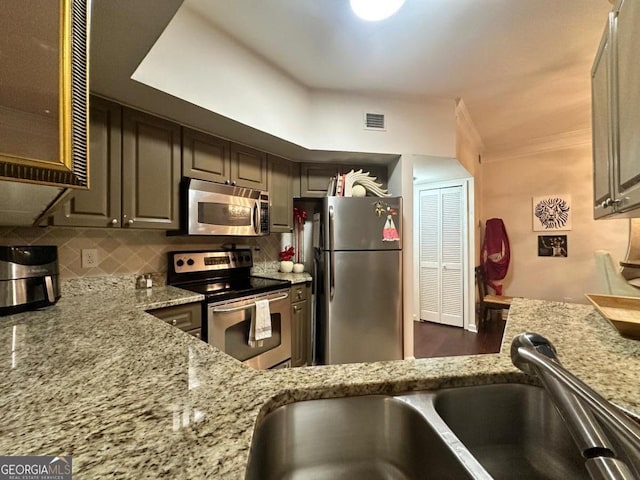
[532,194,572,231]
[538,235,568,257]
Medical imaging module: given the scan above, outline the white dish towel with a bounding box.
[249,299,272,347]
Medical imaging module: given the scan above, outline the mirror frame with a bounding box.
[0,0,90,189]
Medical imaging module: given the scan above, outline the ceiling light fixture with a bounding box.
[350,0,405,22]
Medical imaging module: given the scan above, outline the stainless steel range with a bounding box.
[167,249,292,369]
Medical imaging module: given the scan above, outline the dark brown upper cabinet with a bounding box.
[51,97,122,227]
[121,108,181,229]
[51,99,181,229]
[268,154,296,233]
[592,0,640,218]
[182,128,267,190]
[230,143,268,190]
[300,163,388,198]
[182,127,231,184]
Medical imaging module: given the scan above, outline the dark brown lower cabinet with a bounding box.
[147,302,202,339]
[291,283,311,367]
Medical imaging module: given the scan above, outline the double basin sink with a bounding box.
[245,383,626,479]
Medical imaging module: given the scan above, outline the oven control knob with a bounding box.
[187,259,195,266]
[176,259,184,267]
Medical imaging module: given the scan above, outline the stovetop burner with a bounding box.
[177,276,289,302]
[166,249,290,302]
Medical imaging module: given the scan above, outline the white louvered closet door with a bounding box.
[419,189,440,322]
[419,185,464,327]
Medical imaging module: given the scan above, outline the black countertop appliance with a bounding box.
[0,246,60,316]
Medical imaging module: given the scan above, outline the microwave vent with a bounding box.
[364,112,385,131]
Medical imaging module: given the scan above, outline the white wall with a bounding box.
[308,91,455,156]
[132,4,312,146]
[132,3,457,158]
[482,143,629,303]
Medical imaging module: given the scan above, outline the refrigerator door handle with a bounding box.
[329,205,335,299]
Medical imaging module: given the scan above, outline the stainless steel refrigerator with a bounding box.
[314,196,403,365]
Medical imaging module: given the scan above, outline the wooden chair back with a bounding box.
[475,265,512,324]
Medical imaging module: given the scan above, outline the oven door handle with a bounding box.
[210,293,289,313]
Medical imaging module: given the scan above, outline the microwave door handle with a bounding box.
[253,203,259,234]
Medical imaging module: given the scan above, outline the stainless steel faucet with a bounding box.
[511,332,640,480]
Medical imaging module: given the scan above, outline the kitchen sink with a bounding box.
[246,384,599,479]
[430,384,587,479]
[244,395,476,480]
[246,333,638,478]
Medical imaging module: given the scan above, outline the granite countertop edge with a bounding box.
[0,286,638,479]
[253,271,312,284]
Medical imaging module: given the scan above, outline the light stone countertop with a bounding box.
[253,271,312,284]
[0,284,639,479]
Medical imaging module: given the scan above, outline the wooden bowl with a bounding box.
[585,294,640,340]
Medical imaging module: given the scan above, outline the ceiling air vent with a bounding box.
[364,112,386,131]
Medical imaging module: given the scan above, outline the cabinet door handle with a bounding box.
[111,218,118,225]
[171,319,177,326]
[127,219,134,225]
[225,180,230,185]
[293,305,301,312]
[231,181,237,186]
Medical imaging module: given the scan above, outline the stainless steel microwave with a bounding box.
[183,178,270,236]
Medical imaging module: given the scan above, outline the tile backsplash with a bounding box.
[0,227,287,280]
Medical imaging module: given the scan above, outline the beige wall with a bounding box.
[0,227,284,280]
[481,143,629,303]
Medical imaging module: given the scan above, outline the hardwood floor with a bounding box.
[413,316,506,359]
